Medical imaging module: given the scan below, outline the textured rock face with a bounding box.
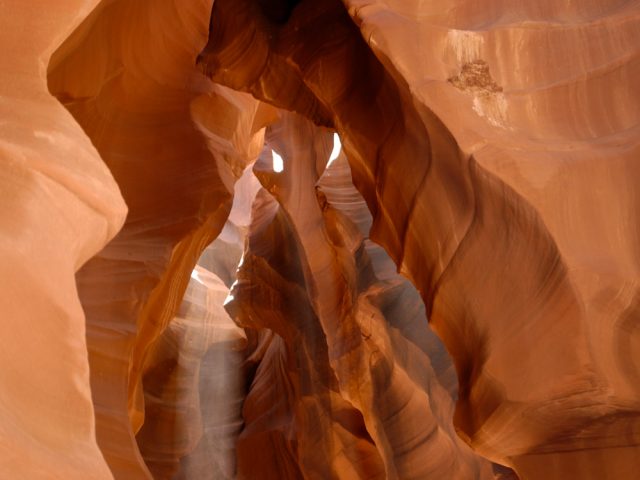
[0,2,125,479]
[197,0,640,477]
[47,2,268,477]
[136,264,246,480]
[227,111,495,479]
[1,0,639,479]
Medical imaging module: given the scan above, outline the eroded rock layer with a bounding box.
[0,2,125,479]
[135,165,260,480]
[230,111,495,479]
[1,0,638,479]
[136,264,246,480]
[47,1,267,477]
[197,0,640,478]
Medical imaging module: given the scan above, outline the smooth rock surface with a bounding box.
[48,1,267,477]
[198,0,640,477]
[1,0,638,478]
[0,2,125,479]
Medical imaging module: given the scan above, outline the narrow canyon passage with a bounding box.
[0,0,637,479]
[134,118,508,479]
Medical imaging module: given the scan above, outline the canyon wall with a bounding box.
[0,2,124,479]
[197,1,640,477]
[1,0,639,479]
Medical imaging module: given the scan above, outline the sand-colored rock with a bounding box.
[230,110,495,478]
[0,2,125,479]
[47,1,268,477]
[198,0,640,477]
[135,164,261,480]
[345,3,640,477]
[1,0,638,478]
[136,265,246,480]
[228,188,388,479]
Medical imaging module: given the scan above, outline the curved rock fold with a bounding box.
[0,0,638,479]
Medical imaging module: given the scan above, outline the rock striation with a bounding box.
[197,0,640,477]
[0,2,125,479]
[47,2,268,477]
[224,110,496,479]
[0,0,639,479]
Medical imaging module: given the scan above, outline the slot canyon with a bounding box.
[1,0,639,479]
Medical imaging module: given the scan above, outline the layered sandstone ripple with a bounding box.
[197,0,640,478]
[0,0,638,479]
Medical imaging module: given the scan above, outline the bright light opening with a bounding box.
[224,251,245,307]
[327,133,342,168]
[272,149,284,172]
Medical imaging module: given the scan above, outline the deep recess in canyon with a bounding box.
[1,0,639,479]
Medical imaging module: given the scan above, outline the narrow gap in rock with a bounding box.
[136,165,260,479]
